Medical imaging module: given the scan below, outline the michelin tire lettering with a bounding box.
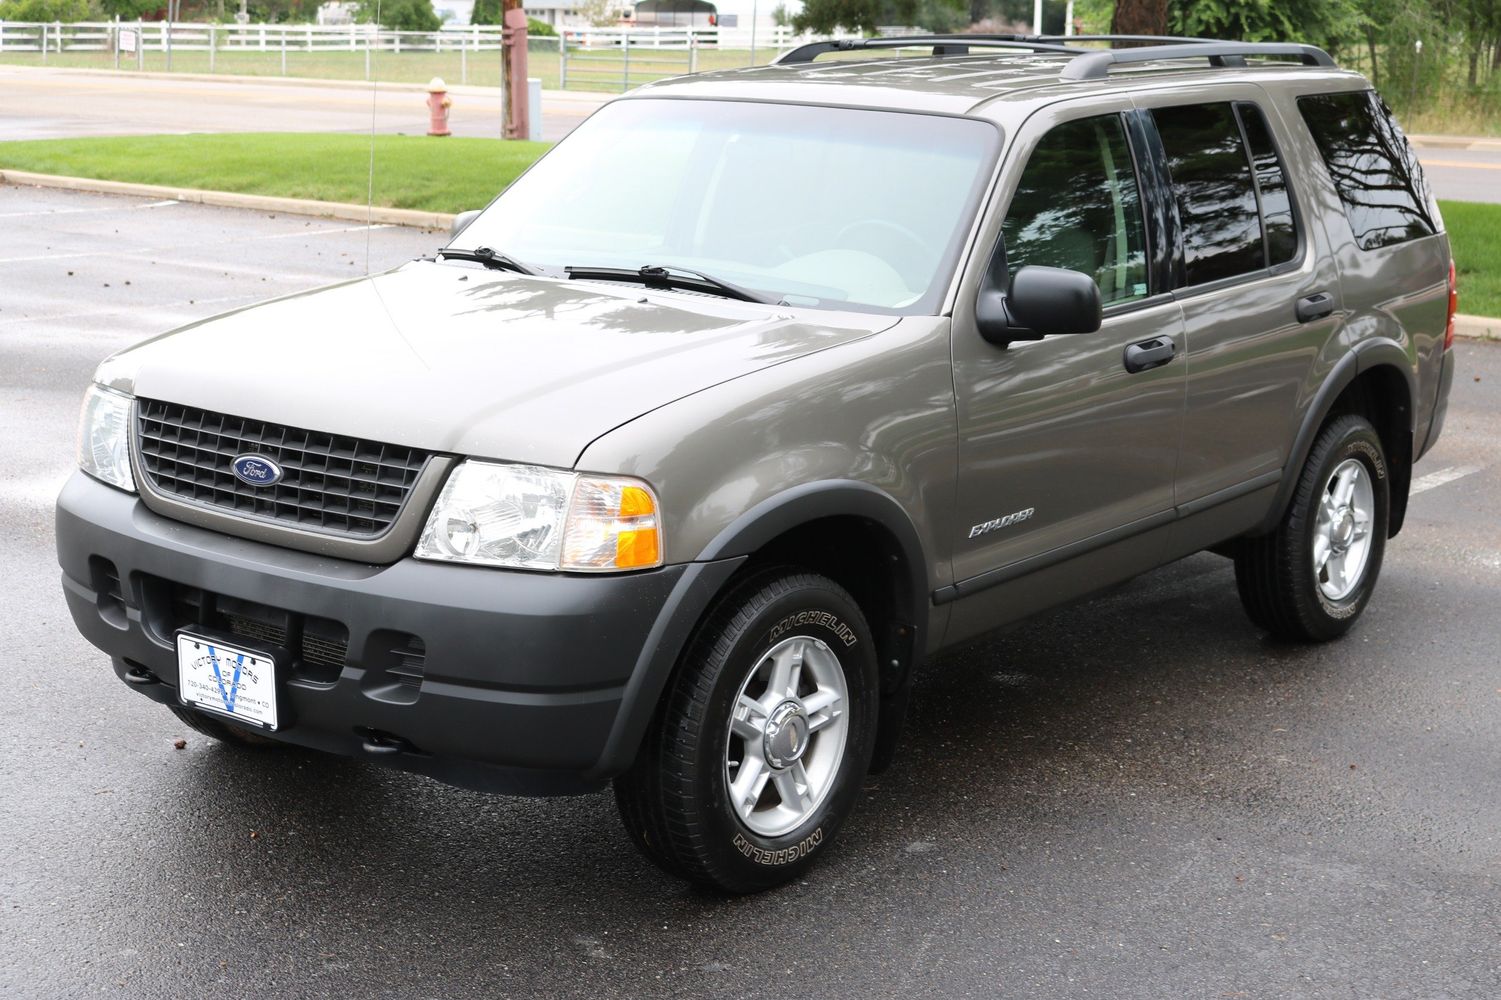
[733,828,824,866]
[767,611,858,647]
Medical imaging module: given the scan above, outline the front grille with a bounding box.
[136,399,429,537]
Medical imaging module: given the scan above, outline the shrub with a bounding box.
[0,0,99,21]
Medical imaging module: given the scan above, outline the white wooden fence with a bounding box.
[0,20,814,56]
[0,20,858,90]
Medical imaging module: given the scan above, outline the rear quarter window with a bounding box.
[1297,91,1436,251]
[1235,103,1299,267]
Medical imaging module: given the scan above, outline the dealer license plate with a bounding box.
[176,633,279,730]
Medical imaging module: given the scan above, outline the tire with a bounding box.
[1234,414,1390,642]
[169,703,282,749]
[614,569,879,893]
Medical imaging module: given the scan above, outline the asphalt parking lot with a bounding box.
[2,185,1499,999]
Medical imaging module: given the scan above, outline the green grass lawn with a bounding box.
[1441,200,1501,318]
[0,45,779,92]
[0,132,550,213]
[0,132,1496,317]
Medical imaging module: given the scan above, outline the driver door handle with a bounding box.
[1296,291,1336,323]
[1123,337,1176,374]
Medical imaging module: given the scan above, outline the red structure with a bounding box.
[425,78,452,137]
[503,7,530,140]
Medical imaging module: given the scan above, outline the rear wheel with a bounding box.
[168,704,281,749]
[1234,414,1389,642]
[614,569,878,893]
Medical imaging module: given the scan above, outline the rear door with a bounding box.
[1130,87,1344,508]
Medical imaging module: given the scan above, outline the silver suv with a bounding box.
[58,36,1458,892]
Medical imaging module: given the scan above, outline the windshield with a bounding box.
[452,99,1000,313]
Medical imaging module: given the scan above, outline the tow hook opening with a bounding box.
[355,727,425,757]
[122,659,159,685]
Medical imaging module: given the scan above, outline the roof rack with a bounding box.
[773,35,1081,66]
[772,33,1337,80]
[1057,40,1336,80]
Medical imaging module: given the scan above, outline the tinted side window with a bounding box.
[1235,102,1298,266]
[1298,91,1436,251]
[1002,114,1149,306]
[1151,102,1263,286]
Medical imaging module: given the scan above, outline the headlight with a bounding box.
[77,384,136,493]
[415,461,662,572]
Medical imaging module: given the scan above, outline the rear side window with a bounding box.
[1298,91,1435,250]
[1151,102,1263,286]
[1002,114,1149,306]
[1235,103,1298,267]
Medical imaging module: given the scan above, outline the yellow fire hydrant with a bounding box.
[426,78,453,137]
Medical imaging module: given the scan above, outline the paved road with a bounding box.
[1,65,1500,206]
[0,65,603,143]
[2,186,1500,999]
[1413,144,1501,205]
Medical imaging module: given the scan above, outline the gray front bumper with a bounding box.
[57,472,741,795]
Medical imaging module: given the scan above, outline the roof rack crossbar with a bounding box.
[1058,41,1336,80]
[772,35,1337,79]
[1030,34,1221,45]
[773,35,1081,66]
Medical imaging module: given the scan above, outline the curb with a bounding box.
[1455,314,1500,342]
[1410,134,1501,151]
[0,63,616,105]
[0,169,453,229]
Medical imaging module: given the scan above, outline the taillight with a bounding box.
[1445,259,1457,350]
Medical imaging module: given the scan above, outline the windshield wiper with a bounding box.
[437,246,537,275]
[564,264,779,305]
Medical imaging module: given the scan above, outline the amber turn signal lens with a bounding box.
[615,526,661,568]
[560,475,664,571]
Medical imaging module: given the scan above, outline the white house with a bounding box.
[518,0,800,31]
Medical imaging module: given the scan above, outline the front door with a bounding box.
[946,101,1187,641]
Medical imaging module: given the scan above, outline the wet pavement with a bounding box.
[2,186,1498,999]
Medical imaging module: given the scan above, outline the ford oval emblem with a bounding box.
[231,454,283,488]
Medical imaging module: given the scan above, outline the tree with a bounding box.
[355,0,440,30]
[473,0,555,27]
[0,0,96,19]
[577,0,616,27]
[1111,0,1166,36]
[1168,0,1364,54]
[792,0,965,34]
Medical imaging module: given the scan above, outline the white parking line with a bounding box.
[1410,465,1483,495]
[0,198,179,219]
[0,223,399,263]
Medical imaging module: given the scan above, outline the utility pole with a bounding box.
[1032,0,1042,35]
[502,0,519,138]
[749,0,757,66]
[501,0,530,139]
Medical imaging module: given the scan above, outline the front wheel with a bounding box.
[1234,414,1389,642]
[614,569,878,893]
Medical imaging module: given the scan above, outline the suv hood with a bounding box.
[97,260,896,468]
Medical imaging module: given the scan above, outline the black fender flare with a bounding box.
[588,480,932,780]
[1255,339,1416,536]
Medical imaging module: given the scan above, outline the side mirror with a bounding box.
[976,265,1103,346]
[450,209,482,240]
